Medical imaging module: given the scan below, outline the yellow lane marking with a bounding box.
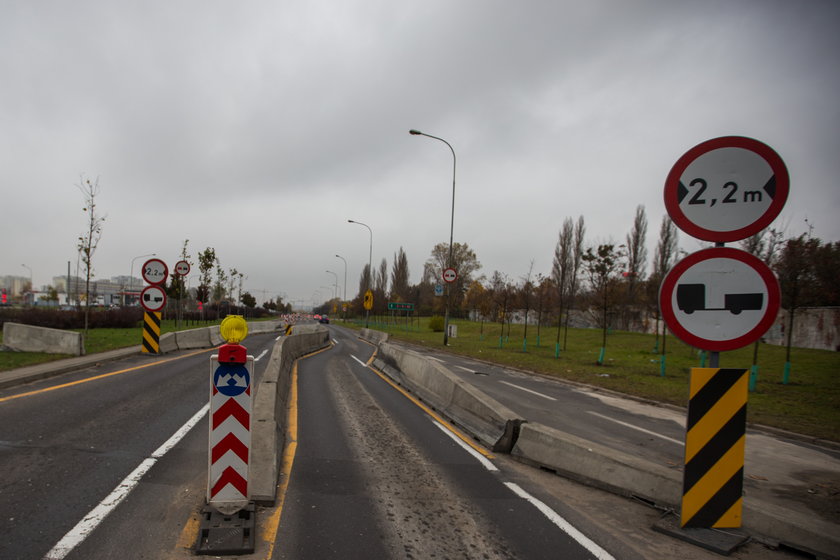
[0,348,213,404]
[262,342,332,557]
[367,357,495,460]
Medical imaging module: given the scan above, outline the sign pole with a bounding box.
[659,136,788,541]
[139,258,168,354]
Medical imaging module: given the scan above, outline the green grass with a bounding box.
[349,316,840,442]
[0,319,222,370]
[4,316,838,442]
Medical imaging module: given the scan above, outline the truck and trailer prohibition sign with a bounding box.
[659,247,780,352]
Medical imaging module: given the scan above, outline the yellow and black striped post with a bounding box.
[142,311,162,354]
[682,368,748,528]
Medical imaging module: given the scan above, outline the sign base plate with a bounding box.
[652,511,749,556]
[195,502,256,556]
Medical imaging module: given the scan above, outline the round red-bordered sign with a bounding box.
[141,258,169,285]
[442,267,458,284]
[174,260,191,276]
[664,136,789,242]
[659,247,780,352]
[140,285,167,312]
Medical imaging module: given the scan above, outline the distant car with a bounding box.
[319,316,329,324]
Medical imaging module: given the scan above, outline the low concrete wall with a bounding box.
[2,322,84,356]
[374,341,523,450]
[511,422,682,507]
[359,328,389,345]
[175,327,212,349]
[250,326,331,503]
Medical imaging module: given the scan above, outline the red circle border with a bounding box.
[659,247,780,352]
[664,136,789,242]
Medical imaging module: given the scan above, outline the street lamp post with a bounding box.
[335,254,347,321]
[129,253,156,307]
[348,219,373,328]
[21,264,32,306]
[326,270,339,312]
[409,129,457,345]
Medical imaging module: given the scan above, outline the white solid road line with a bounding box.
[498,380,557,401]
[350,354,368,367]
[432,420,498,472]
[504,482,616,560]
[456,365,475,373]
[586,411,684,446]
[254,349,269,362]
[43,404,210,560]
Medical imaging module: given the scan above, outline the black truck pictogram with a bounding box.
[676,283,763,315]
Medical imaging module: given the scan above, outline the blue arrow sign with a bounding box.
[213,363,250,397]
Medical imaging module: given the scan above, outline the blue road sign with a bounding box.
[213,363,250,397]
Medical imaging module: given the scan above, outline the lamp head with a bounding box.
[409,129,422,135]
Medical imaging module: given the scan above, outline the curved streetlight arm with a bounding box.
[410,128,457,345]
[408,130,456,268]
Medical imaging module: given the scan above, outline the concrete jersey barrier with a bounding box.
[2,322,84,356]
[250,326,331,503]
[373,341,523,451]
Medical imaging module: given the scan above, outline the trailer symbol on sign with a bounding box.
[664,136,789,242]
[659,247,779,352]
[140,285,167,312]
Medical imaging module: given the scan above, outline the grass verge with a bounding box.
[348,316,840,442]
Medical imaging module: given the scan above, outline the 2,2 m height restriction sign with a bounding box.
[664,136,789,242]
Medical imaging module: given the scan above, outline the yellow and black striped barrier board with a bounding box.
[142,311,162,354]
[682,368,748,528]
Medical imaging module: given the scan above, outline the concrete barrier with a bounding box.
[511,421,682,507]
[250,326,331,504]
[2,322,84,356]
[175,327,213,349]
[373,341,523,450]
[359,328,389,345]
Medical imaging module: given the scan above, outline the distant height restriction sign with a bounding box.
[659,247,780,352]
[664,136,789,242]
[142,258,169,285]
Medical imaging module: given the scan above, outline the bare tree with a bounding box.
[76,176,105,333]
[623,205,648,329]
[565,216,586,351]
[552,218,574,354]
[582,243,624,364]
[518,261,536,351]
[650,216,678,353]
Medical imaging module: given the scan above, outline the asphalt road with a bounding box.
[0,323,815,559]
[274,325,616,559]
[0,331,281,560]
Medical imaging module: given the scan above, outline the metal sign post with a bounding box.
[140,259,168,354]
[659,136,788,537]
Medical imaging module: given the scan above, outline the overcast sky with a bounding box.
[2,0,838,307]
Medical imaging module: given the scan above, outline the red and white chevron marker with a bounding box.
[207,316,254,515]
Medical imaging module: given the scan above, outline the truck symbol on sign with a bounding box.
[144,292,163,304]
[676,284,763,315]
